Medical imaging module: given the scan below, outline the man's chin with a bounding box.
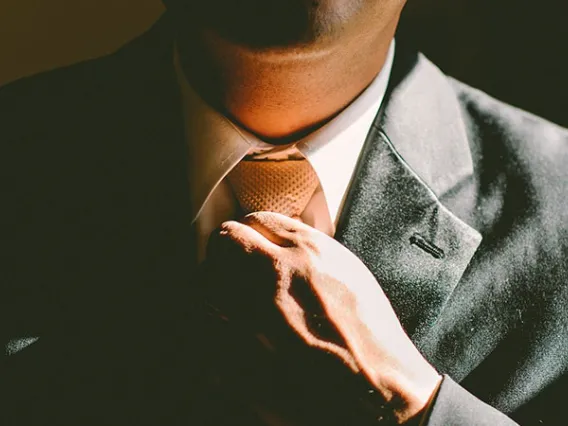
[176,0,363,49]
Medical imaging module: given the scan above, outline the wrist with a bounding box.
[359,349,442,423]
[388,370,442,423]
[349,368,441,425]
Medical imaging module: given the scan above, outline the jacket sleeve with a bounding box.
[423,375,519,426]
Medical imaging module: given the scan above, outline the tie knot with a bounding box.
[227,158,319,218]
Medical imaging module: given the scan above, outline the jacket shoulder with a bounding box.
[0,51,133,140]
[0,15,174,137]
[449,78,568,204]
[448,78,568,275]
[449,78,568,169]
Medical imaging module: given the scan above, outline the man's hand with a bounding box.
[203,211,442,424]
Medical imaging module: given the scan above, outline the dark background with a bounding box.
[401,0,568,127]
[1,0,567,127]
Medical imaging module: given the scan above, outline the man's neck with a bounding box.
[175,20,397,144]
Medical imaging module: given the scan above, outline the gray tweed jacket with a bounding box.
[1,14,567,426]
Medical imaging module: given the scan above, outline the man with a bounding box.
[1,0,567,425]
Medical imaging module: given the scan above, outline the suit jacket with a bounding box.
[1,14,568,426]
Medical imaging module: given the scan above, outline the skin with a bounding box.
[169,0,407,142]
[166,1,442,422]
[205,213,441,424]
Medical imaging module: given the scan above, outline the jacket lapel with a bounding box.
[336,47,482,343]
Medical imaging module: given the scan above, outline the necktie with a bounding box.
[227,158,319,218]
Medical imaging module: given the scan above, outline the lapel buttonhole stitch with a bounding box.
[409,233,445,259]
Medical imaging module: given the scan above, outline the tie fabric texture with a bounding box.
[228,158,319,218]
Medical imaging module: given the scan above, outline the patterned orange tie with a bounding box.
[227,158,319,218]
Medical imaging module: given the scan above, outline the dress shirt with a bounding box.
[175,41,395,261]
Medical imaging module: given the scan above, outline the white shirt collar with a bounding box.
[175,40,395,224]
